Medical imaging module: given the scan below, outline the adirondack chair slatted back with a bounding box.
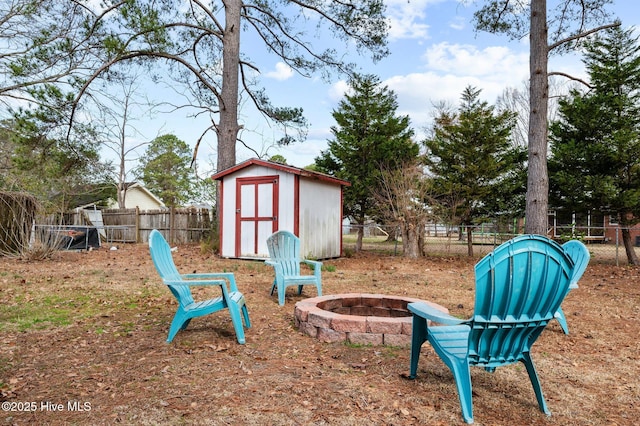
[469,236,573,366]
[267,231,301,276]
[149,230,194,307]
[563,240,590,287]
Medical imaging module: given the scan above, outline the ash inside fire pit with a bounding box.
[294,293,448,346]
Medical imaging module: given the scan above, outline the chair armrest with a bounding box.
[181,272,233,280]
[265,260,282,273]
[303,259,322,268]
[181,272,239,292]
[265,260,285,273]
[303,259,322,278]
[163,278,227,287]
[408,301,466,326]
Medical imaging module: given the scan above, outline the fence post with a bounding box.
[135,206,140,243]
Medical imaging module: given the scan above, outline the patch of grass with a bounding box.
[0,287,144,333]
[376,346,401,358]
[85,269,106,276]
[243,261,267,272]
[343,341,372,349]
[222,263,242,272]
[0,302,72,332]
[322,264,337,272]
[200,233,219,254]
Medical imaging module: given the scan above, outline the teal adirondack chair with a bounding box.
[554,240,590,334]
[265,230,322,306]
[408,235,586,424]
[148,229,250,344]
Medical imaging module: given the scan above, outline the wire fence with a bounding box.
[342,223,640,266]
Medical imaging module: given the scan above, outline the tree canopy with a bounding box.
[549,25,640,265]
[30,0,391,174]
[138,134,195,208]
[314,74,419,251]
[0,117,112,213]
[423,86,521,255]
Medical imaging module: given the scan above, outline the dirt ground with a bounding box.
[1,243,639,425]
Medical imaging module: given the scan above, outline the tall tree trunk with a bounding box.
[621,224,640,266]
[117,147,126,208]
[217,0,242,174]
[402,223,420,259]
[525,0,550,236]
[117,182,126,209]
[356,225,364,252]
[466,226,474,257]
[214,0,242,234]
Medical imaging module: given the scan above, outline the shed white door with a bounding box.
[235,176,279,257]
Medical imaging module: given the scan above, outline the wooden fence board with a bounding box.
[58,207,213,244]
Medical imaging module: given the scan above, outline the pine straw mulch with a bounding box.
[0,243,639,425]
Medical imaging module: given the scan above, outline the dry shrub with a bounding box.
[0,191,63,259]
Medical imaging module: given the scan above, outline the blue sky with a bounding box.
[126,0,639,172]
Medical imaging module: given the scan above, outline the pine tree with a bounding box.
[139,134,195,207]
[424,86,521,256]
[549,25,640,265]
[315,74,419,252]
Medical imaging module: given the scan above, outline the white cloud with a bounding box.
[274,137,329,167]
[328,80,350,102]
[265,62,294,81]
[385,0,433,40]
[423,42,528,80]
[382,43,530,131]
[307,126,332,141]
[388,72,504,109]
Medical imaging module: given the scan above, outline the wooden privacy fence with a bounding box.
[100,207,213,244]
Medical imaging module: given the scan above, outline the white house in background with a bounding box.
[211,158,350,259]
[108,182,166,210]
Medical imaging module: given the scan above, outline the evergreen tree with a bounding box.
[1,115,112,213]
[315,74,419,252]
[423,86,521,256]
[549,25,640,265]
[473,0,618,235]
[139,134,194,207]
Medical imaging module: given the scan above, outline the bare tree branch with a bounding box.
[548,71,592,88]
[549,22,621,51]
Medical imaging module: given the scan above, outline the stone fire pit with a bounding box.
[294,293,448,347]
